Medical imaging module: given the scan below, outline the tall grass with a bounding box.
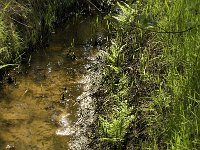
[98,0,200,149]
[0,2,23,65]
[142,0,200,149]
[0,0,77,68]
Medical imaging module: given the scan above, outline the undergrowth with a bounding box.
[97,0,200,149]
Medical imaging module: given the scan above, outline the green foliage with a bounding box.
[98,0,200,149]
[99,101,134,141]
[112,2,136,28]
[140,0,200,149]
[0,3,23,64]
[0,0,77,68]
[99,101,134,149]
[99,37,133,148]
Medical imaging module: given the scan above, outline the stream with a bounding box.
[0,14,106,150]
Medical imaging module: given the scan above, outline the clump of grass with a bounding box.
[0,2,23,65]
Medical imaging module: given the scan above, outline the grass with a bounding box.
[0,0,78,69]
[141,0,200,149]
[97,0,200,149]
[0,0,111,69]
[1,0,199,149]
[0,5,23,64]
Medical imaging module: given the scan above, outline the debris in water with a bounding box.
[6,144,15,150]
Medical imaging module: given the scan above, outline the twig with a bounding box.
[86,0,104,13]
[135,24,200,34]
[9,16,32,28]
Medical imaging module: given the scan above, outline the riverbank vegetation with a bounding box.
[0,0,79,68]
[0,0,111,70]
[1,0,200,149]
[96,0,200,149]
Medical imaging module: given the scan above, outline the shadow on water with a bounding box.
[0,14,107,150]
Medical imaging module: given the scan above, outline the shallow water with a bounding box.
[0,14,106,150]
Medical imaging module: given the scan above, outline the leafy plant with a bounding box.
[99,101,134,148]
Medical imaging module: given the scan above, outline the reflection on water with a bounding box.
[0,14,106,150]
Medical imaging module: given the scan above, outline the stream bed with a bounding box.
[0,14,106,150]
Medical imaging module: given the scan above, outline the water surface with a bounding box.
[0,14,106,150]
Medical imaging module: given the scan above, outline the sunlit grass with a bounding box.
[99,0,200,149]
[142,0,200,149]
